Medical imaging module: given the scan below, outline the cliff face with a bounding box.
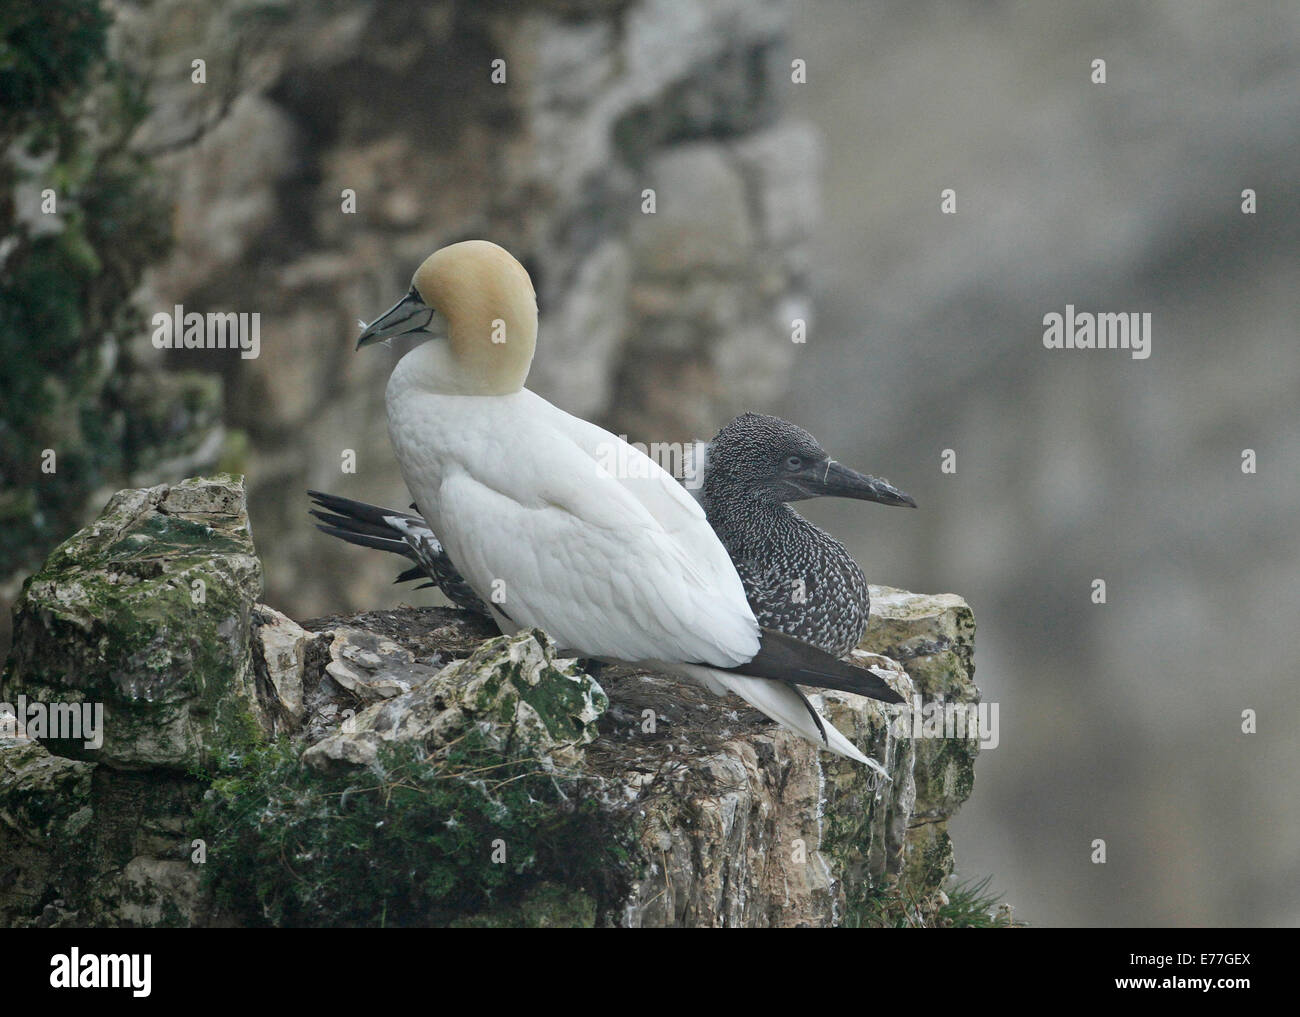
[0,477,980,927]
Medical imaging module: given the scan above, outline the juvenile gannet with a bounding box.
[695,413,915,656]
[349,240,902,765]
[309,414,914,657]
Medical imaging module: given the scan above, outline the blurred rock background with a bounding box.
[2,0,1297,925]
[786,0,1300,928]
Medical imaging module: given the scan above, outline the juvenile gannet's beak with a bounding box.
[356,287,435,349]
[798,459,917,507]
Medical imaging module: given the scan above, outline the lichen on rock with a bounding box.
[303,628,608,775]
[5,476,264,771]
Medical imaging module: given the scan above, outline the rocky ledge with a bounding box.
[0,476,980,927]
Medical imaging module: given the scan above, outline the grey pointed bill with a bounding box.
[801,459,916,507]
[356,287,435,349]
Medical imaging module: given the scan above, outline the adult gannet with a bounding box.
[309,414,915,657]
[350,240,902,764]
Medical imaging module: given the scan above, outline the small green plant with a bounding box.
[195,733,630,927]
[938,874,1022,928]
[846,873,1020,928]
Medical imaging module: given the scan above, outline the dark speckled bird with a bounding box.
[309,413,913,657]
[691,413,915,658]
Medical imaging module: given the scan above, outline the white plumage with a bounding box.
[387,384,759,668]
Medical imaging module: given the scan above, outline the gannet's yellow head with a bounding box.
[355,240,537,395]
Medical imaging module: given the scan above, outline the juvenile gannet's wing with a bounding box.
[736,629,904,704]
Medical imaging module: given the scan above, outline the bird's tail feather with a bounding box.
[308,491,419,564]
[672,663,889,778]
[312,519,414,559]
[310,508,404,543]
[307,490,422,528]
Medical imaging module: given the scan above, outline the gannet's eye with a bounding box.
[784,455,803,471]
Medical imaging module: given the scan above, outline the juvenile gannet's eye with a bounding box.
[784,455,803,471]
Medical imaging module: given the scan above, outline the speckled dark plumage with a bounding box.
[698,415,871,658]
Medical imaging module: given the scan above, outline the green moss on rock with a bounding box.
[2,476,265,770]
[197,736,623,928]
[450,882,597,928]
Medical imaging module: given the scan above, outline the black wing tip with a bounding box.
[810,676,906,705]
[750,627,908,704]
[789,683,830,744]
[306,489,417,525]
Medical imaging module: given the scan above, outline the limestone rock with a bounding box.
[0,739,95,927]
[304,629,608,774]
[250,606,312,729]
[3,476,264,770]
[0,733,211,928]
[863,586,981,892]
[321,626,440,704]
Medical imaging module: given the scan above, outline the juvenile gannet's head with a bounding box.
[356,240,537,395]
[704,413,917,508]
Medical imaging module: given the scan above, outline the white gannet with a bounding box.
[352,240,902,766]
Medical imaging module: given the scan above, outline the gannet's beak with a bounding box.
[800,459,916,508]
[356,287,435,349]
